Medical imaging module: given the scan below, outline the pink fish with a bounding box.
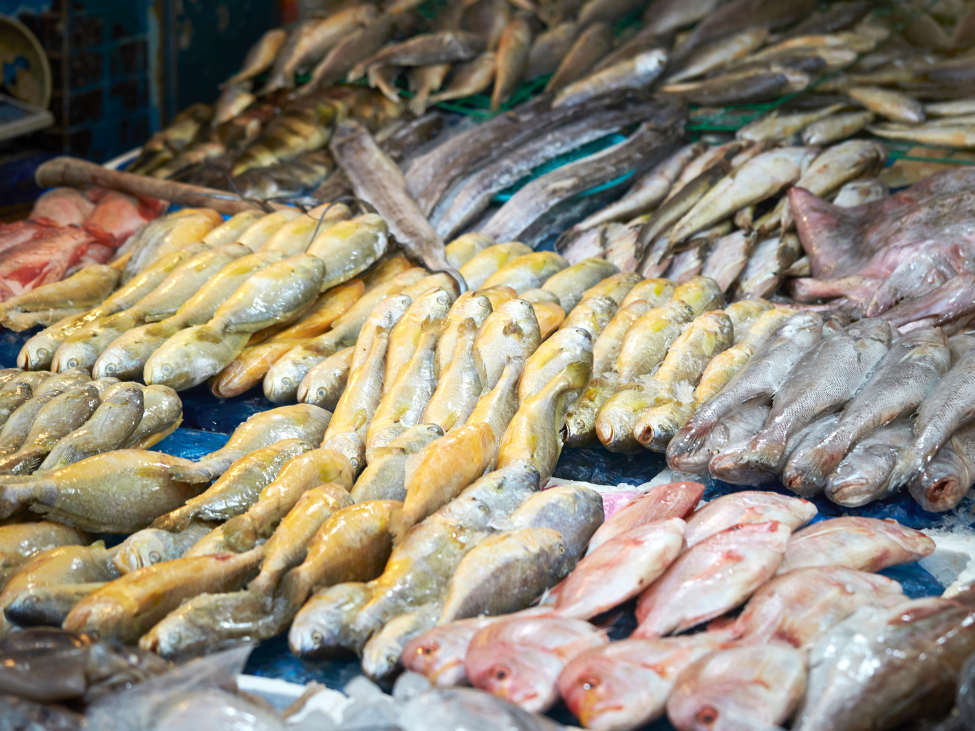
[465,616,607,712]
[729,566,905,649]
[777,516,935,575]
[683,491,817,547]
[0,220,62,258]
[402,615,505,686]
[558,634,726,731]
[30,188,95,226]
[553,519,685,620]
[666,644,807,731]
[0,227,96,300]
[587,481,704,554]
[85,191,163,245]
[634,521,791,638]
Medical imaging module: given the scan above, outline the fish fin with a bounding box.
[788,187,865,278]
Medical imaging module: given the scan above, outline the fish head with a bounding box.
[361,634,404,683]
[92,338,149,381]
[466,644,563,713]
[449,292,494,323]
[558,648,657,731]
[113,530,176,573]
[322,431,366,474]
[402,625,476,686]
[288,584,371,660]
[264,356,309,403]
[18,333,61,370]
[50,337,100,372]
[476,285,517,311]
[140,613,210,660]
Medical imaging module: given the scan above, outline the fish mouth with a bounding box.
[924,476,960,510]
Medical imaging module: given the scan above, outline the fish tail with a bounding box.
[0,482,40,518]
[277,568,311,610]
[788,187,864,277]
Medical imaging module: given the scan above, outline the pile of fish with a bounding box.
[0,188,164,306]
[398,481,954,731]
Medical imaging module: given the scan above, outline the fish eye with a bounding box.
[318,389,327,399]
[149,551,161,563]
[281,377,292,387]
[696,706,719,726]
[492,665,510,682]
[105,364,116,374]
[161,364,173,375]
[36,348,48,359]
[581,675,600,691]
[558,546,566,554]
[311,631,323,644]
[420,642,439,655]
[66,359,77,368]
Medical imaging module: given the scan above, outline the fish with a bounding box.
[634,521,791,637]
[4,582,109,628]
[545,22,613,93]
[491,17,533,111]
[123,209,224,281]
[559,295,617,342]
[280,500,404,622]
[506,484,603,561]
[481,251,568,294]
[667,28,769,84]
[224,28,288,85]
[0,521,88,586]
[526,22,577,80]
[734,103,843,145]
[362,604,441,682]
[463,0,509,51]
[684,491,817,548]
[675,0,818,60]
[408,63,450,116]
[780,516,935,575]
[669,312,822,476]
[112,523,212,574]
[824,420,913,508]
[466,359,525,467]
[667,404,768,475]
[458,243,533,290]
[64,547,264,643]
[296,347,354,410]
[732,232,802,300]
[35,384,143,473]
[666,644,807,731]
[498,362,590,481]
[785,327,949,496]
[0,265,120,327]
[30,187,94,226]
[445,233,495,270]
[212,81,254,127]
[482,113,686,244]
[423,320,483,432]
[848,85,926,124]
[128,105,211,175]
[587,481,703,555]
[642,0,722,35]
[350,425,443,504]
[887,345,975,491]
[794,597,975,731]
[466,615,608,712]
[660,67,796,105]
[351,31,485,81]
[802,110,875,145]
[194,404,332,480]
[430,52,498,104]
[288,582,374,659]
[383,288,454,395]
[910,419,975,512]
[473,298,541,390]
[0,542,119,637]
[124,384,182,448]
[518,327,593,405]
[403,615,509,686]
[439,528,573,624]
[614,299,695,384]
[558,634,725,731]
[143,324,250,392]
[553,518,685,620]
[153,439,313,532]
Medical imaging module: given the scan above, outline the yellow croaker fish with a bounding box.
[518,327,593,405]
[351,424,444,503]
[279,500,404,609]
[0,265,120,330]
[124,384,182,448]
[236,209,305,252]
[633,310,735,450]
[497,361,591,481]
[19,245,208,371]
[801,110,874,146]
[619,278,678,309]
[540,258,618,312]
[297,346,353,410]
[578,271,643,305]
[560,294,617,341]
[384,288,454,394]
[867,123,975,149]
[65,547,265,643]
[532,301,565,339]
[848,85,925,124]
[152,439,313,532]
[458,242,535,290]
[211,280,363,398]
[476,284,517,311]
[473,298,541,391]
[445,233,495,270]
[222,448,354,552]
[400,422,496,528]
[92,250,286,381]
[259,211,338,258]
[480,251,569,293]
[424,318,483,432]
[306,214,390,291]
[202,211,264,247]
[436,292,494,376]
[122,209,224,282]
[615,300,696,383]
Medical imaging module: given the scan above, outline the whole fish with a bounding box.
[362,604,441,682]
[498,361,590,481]
[546,22,613,93]
[526,22,577,79]
[709,318,889,483]
[224,28,288,85]
[554,518,685,620]
[778,516,935,574]
[222,451,353,555]
[153,439,312,532]
[481,251,568,294]
[35,384,143,473]
[124,384,182,448]
[802,110,875,145]
[351,31,485,79]
[296,347,353,410]
[403,615,509,686]
[539,258,618,313]
[785,327,949,496]
[430,52,497,104]
[518,327,592,405]
[143,324,249,391]
[667,28,769,84]
[735,102,842,145]
[587,481,703,554]
[888,346,975,492]
[123,210,223,281]
[825,420,913,508]
[730,565,905,649]
[492,17,533,110]
[0,264,120,325]
[558,634,725,731]
[794,597,975,731]
[910,419,975,512]
[560,295,617,342]
[466,358,524,467]
[112,523,212,574]
[666,644,807,731]
[288,582,374,659]
[440,528,572,623]
[473,298,541,390]
[0,521,88,586]
[280,500,404,625]
[848,85,925,124]
[465,616,607,712]
[459,242,533,290]
[674,0,817,60]
[684,491,816,548]
[634,521,791,637]
[64,548,264,643]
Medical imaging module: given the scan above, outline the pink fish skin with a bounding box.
[587,481,704,554]
[666,643,807,731]
[84,191,161,245]
[465,616,607,712]
[552,518,685,620]
[683,491,817,547]
[402,615,505,686]
[729,566,905,649]
[777,516,935,575]
[30,188,95,227]
[0,228,96,301]
[0,220,59,257]
[558,634,727,731]
[634,521,791,638]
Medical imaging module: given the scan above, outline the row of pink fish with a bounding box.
[400,480,955,731]
[0,188,166,302]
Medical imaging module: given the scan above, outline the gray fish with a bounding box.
[224,28,288,86]
[351,424,444,503]
[351,31,485,79]
[826,420,914,508]
[910,419,975,513]
[785,327,950,496]
[289,582,374,660]
[661,67,796,105]
[507,484,603,560]
[675,0,818,60]
[112,523,212,574]
[715,320,892,484]
[124,384,182,449]
[526,22,577,80]
[553,48,669,109]
[641,0,722,35]
[4,583,107,628]
[429,52,497,104]
[361,604,441,682]
[0,391,60,457]
[298,15,396,93]
[667,403,770,474]
[464,0,509,52]
[409,63,451,116]
[545,22,612,93]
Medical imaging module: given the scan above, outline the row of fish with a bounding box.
[399,480,947,731]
